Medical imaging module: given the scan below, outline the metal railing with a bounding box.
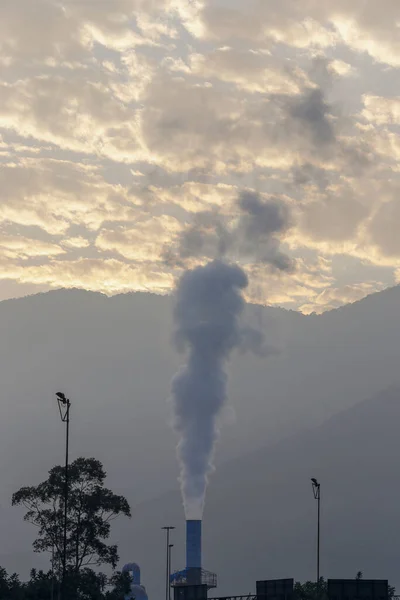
[209,596,257,600]
[170,568,217,589]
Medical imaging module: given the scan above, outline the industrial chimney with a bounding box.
[170,519,216,595]
[186,520,202,584]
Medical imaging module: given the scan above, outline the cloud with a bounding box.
[362,95,400,126]
[173,210,230,262]
[0,74,148,161]
[166,190,294,272]
[184,49,307,94]
[95,215,182,261]
[140,66,350,173]
[0,0,88,65]
[0,159,142,235]
[0,234,65,260]
[139,54,380,184]
[152,182,238,213]
[299,281,387,314]
[285,172,400,267]
[0,257,174,295]
[140,71,252,172]
[289,88,335,145]
[182,0,400,66]
[62,237,91,250]
[366,190,400,260]
[1,49,371,180]
[328,60,354,77]
[0,0,176,68]
[193,4,337,49]
[236,191,294,270]
[331,3,400,67]
[0,0,398,313]
[291,163,330,190]
[242,256,334,308]
[299,194,367,244]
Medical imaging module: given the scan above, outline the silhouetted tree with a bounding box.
[0,567,24,600]
[12,457,131,577]
[354,572,396,598]
[0,566,132,600]
[294,578,328,600]
[104,571,132,600]
[295,577,396,600]
[24,569,53,600]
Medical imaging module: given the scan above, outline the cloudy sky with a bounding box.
[0,0,399,313]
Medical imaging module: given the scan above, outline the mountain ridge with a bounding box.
[1,281,398,318]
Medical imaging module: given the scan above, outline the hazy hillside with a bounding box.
[114,386,400,600]
[1,286,400,585]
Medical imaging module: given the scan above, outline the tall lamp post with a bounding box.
[311,478,321,586]
[56,392,71,600]
[162,527,175,600]
[168,544,174,600]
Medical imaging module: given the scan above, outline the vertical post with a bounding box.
[56,393,71,600]
[63,401,70,596]
[162,527,175,600]
[317,485,320,586]
[311,479,321,588]
[166,528,170,600]
[168,544,174,600]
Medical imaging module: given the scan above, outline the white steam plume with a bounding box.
[171,260,248,519]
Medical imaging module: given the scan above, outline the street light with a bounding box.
[311,478,321,586]
[168,544,174,600]
[162,527,175,600]
[56,392,71,600]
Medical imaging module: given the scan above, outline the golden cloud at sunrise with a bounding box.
[0,0,399,311]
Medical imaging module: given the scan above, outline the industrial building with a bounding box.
[169,521,389,600]
[122,562,148,600]
[172,577,389,600]
[170,519,217,600]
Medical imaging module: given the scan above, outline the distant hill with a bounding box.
[117,385,400,600]
[1,286,400,586]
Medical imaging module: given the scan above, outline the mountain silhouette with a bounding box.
[1,286,400,592]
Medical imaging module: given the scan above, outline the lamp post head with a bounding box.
[311,477,320,499]
[56,392,70,406]
[56,393,70,421]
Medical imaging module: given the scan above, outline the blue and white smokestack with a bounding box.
[186,520,202,570]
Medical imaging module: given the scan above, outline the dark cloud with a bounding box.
[236,191,294,271]
[286,87,336,147]
[291,163,330,191]
[164,190,294,273]
[179,211,230,260]
[238,191,291,236]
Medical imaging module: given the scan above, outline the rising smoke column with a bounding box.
[171,260,248,519]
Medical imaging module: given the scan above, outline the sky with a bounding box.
[0,0,399,313]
